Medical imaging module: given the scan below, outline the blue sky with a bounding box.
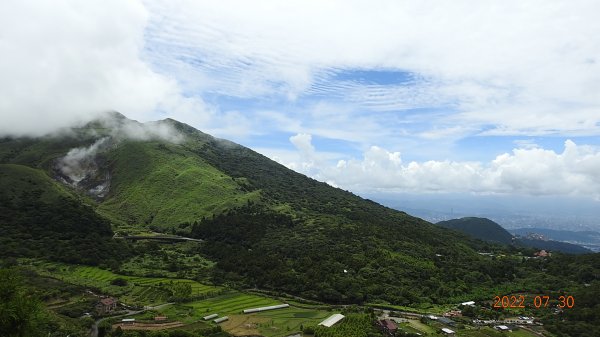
[2,0,600,203]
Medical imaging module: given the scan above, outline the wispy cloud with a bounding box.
[141,0,600,136]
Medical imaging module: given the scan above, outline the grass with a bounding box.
[0,164,73,203]
[97,140,261,228]
[408,319,436,334]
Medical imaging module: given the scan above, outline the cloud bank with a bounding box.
[0,0,209,137]
[279,135,600,198]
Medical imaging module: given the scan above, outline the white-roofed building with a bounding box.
[319,313,345,327]
[242,304,289,314]
[203,314,218,320]
[441,328,455,335]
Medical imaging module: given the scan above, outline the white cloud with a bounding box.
[0,0,210,137]
[143,0,600,136]
[276,135,600,198]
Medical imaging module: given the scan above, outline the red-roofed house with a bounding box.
[534,250,550,257]
[95,297,117,315]
[378,319,398,335]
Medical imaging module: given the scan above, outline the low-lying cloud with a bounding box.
[93,114,184,144]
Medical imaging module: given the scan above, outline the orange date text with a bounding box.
[493,295,574,309]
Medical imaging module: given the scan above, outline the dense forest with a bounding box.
[0,164,131,266]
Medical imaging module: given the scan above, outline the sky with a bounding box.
[2,0,600,210]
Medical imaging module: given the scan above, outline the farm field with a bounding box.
[27,261,222,306]
[145,291,333,337]
[26,261,336,337]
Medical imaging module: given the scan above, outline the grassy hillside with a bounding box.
[437,217,514,244]
[97,140,259,228]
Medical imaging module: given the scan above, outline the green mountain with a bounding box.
[437,217,514,244]
[437,217,591,254]
[0,113,595,307]
[0,114,498,304]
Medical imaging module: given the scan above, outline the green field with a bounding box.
[137,291,333,337]
[29,261,222,305]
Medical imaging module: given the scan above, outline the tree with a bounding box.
[111,278,129,286]
[0,268,45,337]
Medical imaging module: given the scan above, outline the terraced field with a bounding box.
[30,261,222,305]
[30,261,335,336]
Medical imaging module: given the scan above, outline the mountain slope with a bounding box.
[0,164,131,265]
[96,139,259,228]
[437,217,514,244]
[0,114,536,304]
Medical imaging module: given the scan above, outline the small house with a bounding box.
[534,250,550,257]
[95,297,117,315]
[377,319,398,335]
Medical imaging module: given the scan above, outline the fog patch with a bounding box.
[95,113,185,144]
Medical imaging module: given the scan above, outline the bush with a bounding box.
[111,278,128,286]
